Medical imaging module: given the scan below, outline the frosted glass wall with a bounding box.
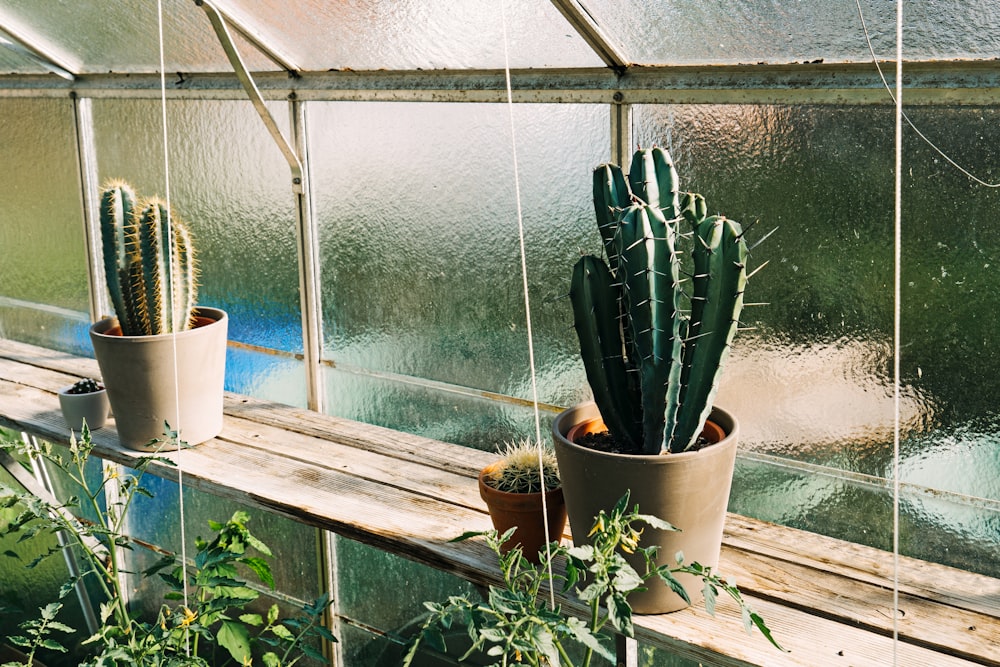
[635,104,1000,576]
[0,98,90,353]
[583,0,1000,65]
[310,102,606,447]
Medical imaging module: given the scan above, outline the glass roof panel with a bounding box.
[223,0,603,70]
[0,40,42,75]
[1,0,276,75]
[584,0,1000,65]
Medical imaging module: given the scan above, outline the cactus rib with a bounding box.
[98,181,198,336]
[570,255,643,452]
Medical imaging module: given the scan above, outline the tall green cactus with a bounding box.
[570,147,748,454]
[99,181,198,336]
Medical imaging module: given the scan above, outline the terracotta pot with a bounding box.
[478,462,567,564]
[552,401,738,614]
[58,383,110,431]
[89,307,228,451]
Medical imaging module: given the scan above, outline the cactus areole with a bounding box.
[569,147,748,455]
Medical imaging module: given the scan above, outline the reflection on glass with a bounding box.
[581,0,1000,65]
[226,0,600,70]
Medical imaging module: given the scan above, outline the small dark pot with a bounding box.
[478,462,566,564]
[552,401,738,613]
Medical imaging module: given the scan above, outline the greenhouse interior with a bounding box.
[1,0,999,665]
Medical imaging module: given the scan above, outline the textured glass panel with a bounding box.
[584,0,1000,65]
[0,97,89,351]
[322,365,556,450]
[731,458,1000,577]
[0,0,274,74]
[124,476,322,602]
[91,98,303,356]
[312,102,605,409]
[635,103,1000,563]
[227,0,601,70]
[227,347,307,408]
[335,535,481,667]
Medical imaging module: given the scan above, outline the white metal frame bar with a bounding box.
[197,0,326,415]
[0,16,75,80]
[548,0,629,71]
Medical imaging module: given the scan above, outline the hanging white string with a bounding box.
[156,0,192,650]
[498,0,557,608]
[856,0,1000,188]
[892,1,903,664]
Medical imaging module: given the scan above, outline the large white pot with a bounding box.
[89,307,228,451]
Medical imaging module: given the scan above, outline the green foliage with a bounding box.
[99,180,198,336]
[484,440,560,495]
[571,147,749,454]
[0,427,334,666]
[404,492,782,667]
[1,602,74,667]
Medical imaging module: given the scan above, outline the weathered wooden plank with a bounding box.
[725,514,1000,615]
[718,544,1000,665]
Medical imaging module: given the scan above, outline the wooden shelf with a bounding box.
[2,337,998,666]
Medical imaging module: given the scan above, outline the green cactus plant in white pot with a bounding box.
[89,181,227,451]
[553,147,751,613]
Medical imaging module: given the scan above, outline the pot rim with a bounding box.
[478,462,562,501]
[90,306,227,340]
[552,401,738,463]
[58,384,107,396]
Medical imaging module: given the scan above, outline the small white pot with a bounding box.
[58,384,111,431]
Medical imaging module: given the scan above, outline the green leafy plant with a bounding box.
[2,602,75,666]
[570,147,751,454]
[483,440,560,495]
[100,180,198,336]
[404,492,782,666]
[0,426,334,666]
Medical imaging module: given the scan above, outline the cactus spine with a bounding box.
[484,441,560,494]
[570,147,748,454]
[99,181,198,336]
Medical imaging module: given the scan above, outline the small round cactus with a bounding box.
[66,378,104,394]
[484,440,560,494]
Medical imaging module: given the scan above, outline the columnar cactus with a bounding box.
[570,147,747,454]
[99,181,198,336]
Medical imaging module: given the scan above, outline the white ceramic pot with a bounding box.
[89,307,228,451]
[57,384,110,431]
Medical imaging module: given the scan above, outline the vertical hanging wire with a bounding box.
[155,0,192,650]
[892,0,903,664]
[498,0,557,609]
